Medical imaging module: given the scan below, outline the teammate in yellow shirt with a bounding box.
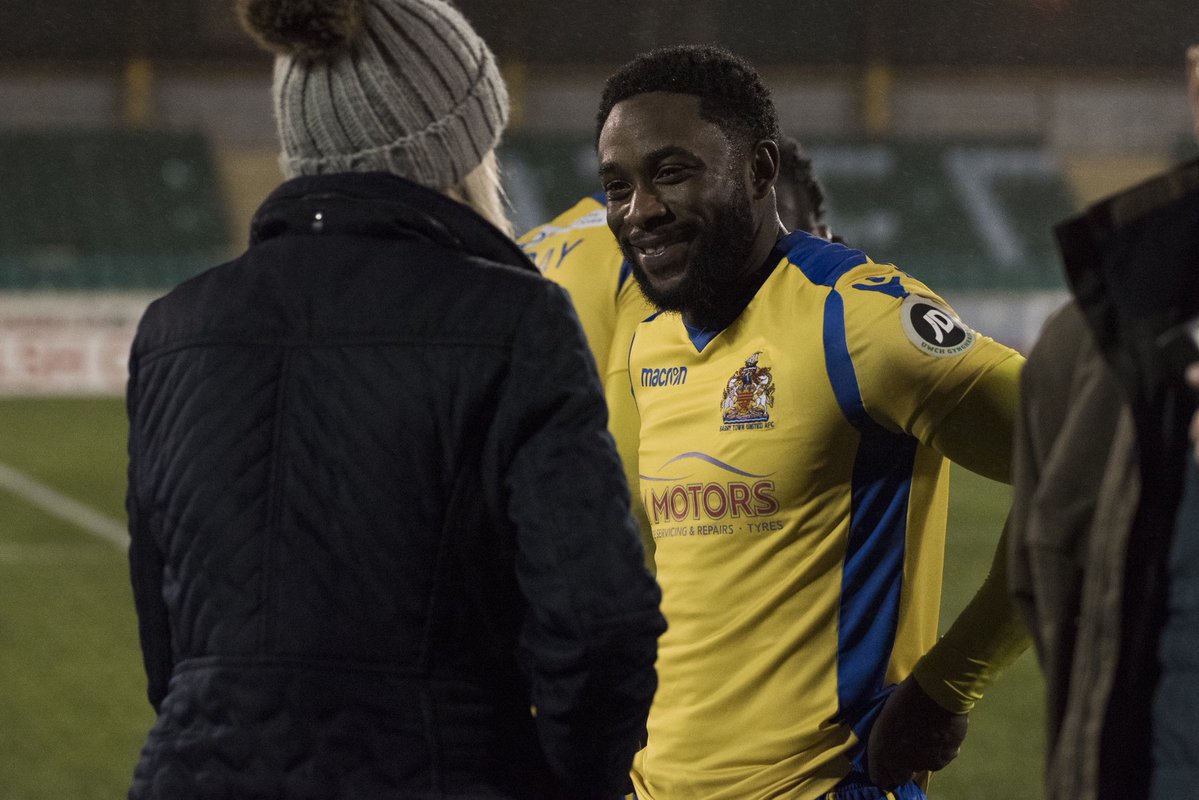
[596,45,1030,800]
[519,134,836,572]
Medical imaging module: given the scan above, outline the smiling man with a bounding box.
[596,46,1031,800]
[518,133,833,576]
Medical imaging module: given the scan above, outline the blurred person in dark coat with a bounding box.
[1008,44,1199,800]
[123,1,664,798]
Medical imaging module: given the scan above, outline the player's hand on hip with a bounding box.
[865,674,969,790]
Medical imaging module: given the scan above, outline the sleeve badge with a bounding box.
[899,295,976,357]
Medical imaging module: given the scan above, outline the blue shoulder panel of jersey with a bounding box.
[617,258,634,297]
[853,275,908,298]
[822,291,872,432]
[684,319,721,352]
[779,230,869,288]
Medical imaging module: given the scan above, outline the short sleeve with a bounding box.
[836,264,1021,446]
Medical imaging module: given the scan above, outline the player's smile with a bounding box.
[598,91,781,329]
[596,92,735,302]
[626,231,693,287]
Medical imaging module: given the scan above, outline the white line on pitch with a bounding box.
[0,542,110,564]
[0,461,127,550]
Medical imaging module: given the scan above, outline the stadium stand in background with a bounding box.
[0,130,229,291]
[501,133,1077,291]
[498,132,1081,351]
[0,129,232,394]
[1,0,1197,393]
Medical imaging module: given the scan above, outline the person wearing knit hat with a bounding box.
[239,0,513,234]
[122,2,665,798]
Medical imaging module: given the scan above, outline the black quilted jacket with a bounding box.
[125,172,665,800]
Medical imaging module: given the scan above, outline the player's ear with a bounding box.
[749,139,780,201]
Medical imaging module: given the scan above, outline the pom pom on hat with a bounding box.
[237,0,509,189]
[236,0,365,60]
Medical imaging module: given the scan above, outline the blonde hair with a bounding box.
[445,149,514,239]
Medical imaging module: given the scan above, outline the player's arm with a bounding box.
[845,281,1033,672]
[869,362,1031,786]
[909,520,1029,710]
[847,278,1032,785]
[846,278,1033,700]
[926,354,1021,482]
[910,353,1032,710]
[868,521,1027,787]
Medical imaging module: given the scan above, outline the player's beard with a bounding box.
[624,182,758,331]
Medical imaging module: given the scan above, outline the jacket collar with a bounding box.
[249,171,535,273]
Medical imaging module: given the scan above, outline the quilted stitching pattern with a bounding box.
[127,173,663,799]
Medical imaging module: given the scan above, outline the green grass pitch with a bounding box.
[0,397,1044,799]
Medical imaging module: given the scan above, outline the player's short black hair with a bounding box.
[595,45,781,151]
[778,134,827,222]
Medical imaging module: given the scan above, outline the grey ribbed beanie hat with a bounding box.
[237,0,508,189]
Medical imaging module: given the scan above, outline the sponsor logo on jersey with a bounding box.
[720,352,775,430]
[900,295,976,357]
[641,366,688,387]
[644,479,780,524]
[639,452,778,529]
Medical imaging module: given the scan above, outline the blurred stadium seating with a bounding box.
[0,1,1193,374]
[0,129,230,290]
[502,133,1078,291]
[0,129,1082,294]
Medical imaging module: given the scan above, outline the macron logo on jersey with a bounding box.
[641,366,688,387]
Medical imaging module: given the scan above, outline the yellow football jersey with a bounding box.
[518,196,657,567]
[629,231,1021,799]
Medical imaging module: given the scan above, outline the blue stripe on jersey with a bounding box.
[780,229,869,288]
[839,428,916,738]
[823,291,870,430]
[822,284,916,742]
[589,189,606,204]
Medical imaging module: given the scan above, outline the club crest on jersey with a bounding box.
[720,352,775,431]
[900,295,976,357]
